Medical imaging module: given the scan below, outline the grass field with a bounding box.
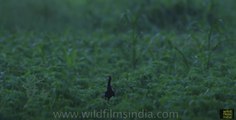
[0,0,236,120]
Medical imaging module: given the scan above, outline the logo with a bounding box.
[220,109,234,120]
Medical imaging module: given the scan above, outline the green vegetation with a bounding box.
[0,0,236,120]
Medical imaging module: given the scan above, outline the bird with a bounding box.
[104,76,115,101]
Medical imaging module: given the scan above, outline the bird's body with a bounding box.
[104,76,115,100]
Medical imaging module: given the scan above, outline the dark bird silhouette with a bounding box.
[104,76,115,101]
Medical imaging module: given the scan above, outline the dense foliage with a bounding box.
[0,0,235,120]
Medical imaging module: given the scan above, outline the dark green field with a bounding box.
[0,0,236,120]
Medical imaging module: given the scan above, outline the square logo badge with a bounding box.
[220,109,234,120]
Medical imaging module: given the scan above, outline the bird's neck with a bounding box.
[108,79,111,85]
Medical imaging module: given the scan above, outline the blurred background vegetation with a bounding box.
[0,0,235,32]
